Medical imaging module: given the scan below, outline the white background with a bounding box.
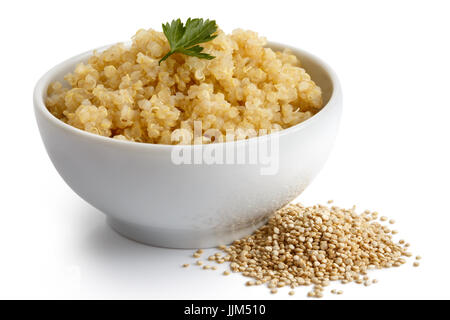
[1,0,449,299]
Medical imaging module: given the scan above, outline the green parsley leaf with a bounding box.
[159,18,218,64]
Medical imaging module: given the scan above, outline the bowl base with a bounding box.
[107,217,267,249]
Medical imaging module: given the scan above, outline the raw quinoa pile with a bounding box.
[185,203,420,298]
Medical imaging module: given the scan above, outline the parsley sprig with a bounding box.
[159,18,218,64]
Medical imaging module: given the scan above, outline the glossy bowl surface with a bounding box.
[34,42,342,248]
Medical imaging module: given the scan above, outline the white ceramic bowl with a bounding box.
[34,42,342,248]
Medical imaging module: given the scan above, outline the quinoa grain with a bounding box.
[191,203,419,298]
[46,29,323,144]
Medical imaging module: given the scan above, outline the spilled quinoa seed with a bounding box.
[188,203,419,298]
[45,29,323,144]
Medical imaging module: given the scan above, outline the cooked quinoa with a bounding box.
[46,29,323,144]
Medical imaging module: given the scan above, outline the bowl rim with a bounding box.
[33,41,342,150]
